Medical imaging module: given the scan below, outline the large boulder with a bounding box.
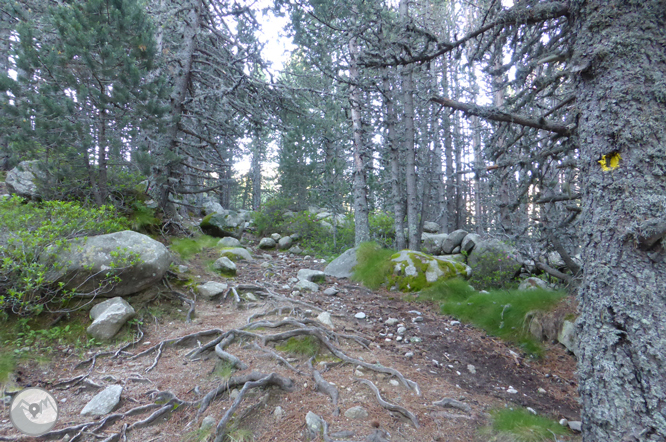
[441,229,468,254]
[51,231,171,297]
[422,233,449,255]
[6,160,47,200]
[202,200,225,216]
[390,250,471,291]
[324,247,358,279]
[220,247,253,261]
[200,211,245,239]
[259,237,276,249]
[87,297,135,341]
[422,221,440,234]
[467,238,522,281]
[297,269,326,283]
[461,233,481,254]
[213,257,237,276]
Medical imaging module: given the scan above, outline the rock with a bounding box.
[87,297,135,341]
[460,233,481,254]
[405,352,414,358]
[422,233,449,255]
[558,320,579,356]
[201,416,216,430]
[317,311,334,328]
[452,246,461,253]
[200,211,245,239]
[441,229,468,254]
[559,418,569,426]
[176,265,189,273]
[51,231,171,297]
[546,251,566,268]
[331,431,355,439]
[442,254,466,263]
[198,281,228,300]
[467,364,476,374]
[271,233,282,242]
[344,406,369,420]
[273,406,285,421]
[323,287,338,296]
[297,269,326,283]
[218,237,241,248]
[295,280,319,292]
[229,389,239,400]
[278,236,293,250]
[305,411,325,439]
[423,221,440,233]
[258,237,277,249]
[5,160,47,200]
[354,312,366,319]
[518,277,552,291]
[288,245,303,254]
[385,318,399,326]
[290,232,301,241]
[538,388,547,394]
[568,421,582,432]
[213,257,237,276]
[244,292,258,301]
[390,250,471,291]
[220,247,253,261]
[506,386,518,394]
[409,337,422,343]
[527,407,537,415]
[80,385,122,416]
[320,220,334,232]
[324,247,358,279]
[202,200,225,216]
[389,379,400,386]
[467,238,522,282]
[315,211,332,221]
[397,326,406,335]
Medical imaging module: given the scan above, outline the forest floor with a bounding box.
[0,240,581,442]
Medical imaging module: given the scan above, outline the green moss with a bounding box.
[275,336,319,358]
[200,213,213,227]
[480,407,570,441]
[171,235,220,260]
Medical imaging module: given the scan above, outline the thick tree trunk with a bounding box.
[349,31,371,246]
[442,59,455,233]
[572,1,666,440]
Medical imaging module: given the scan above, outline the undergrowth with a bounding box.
[480,407,570,441]
[171,235,221,260]
[417,279,566,357]
[351,242,396,289]
[275,336,319,358]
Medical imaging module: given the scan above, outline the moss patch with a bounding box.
[171,235,220,260]
[480,407,570,441]
[275,336,319,358]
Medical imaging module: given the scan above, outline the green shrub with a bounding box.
[369,212,395,248]
[127,201,160,233]
[275,336,319,357]
[468,248,521,291]
[171,235,221,260]
[0,197,128,315]
[481,407,570,441]
[351,242,396,289]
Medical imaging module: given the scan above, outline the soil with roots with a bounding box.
[0,243,581,442]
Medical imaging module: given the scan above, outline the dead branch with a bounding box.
[535,261,573,283]
[432,397,472,413]
[356,378,419,428]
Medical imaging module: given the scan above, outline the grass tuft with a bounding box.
[171,235,221,260]
[0,351,16,384]
[481,407,570,441]
[351,242,396,289]
[275,336,319,358]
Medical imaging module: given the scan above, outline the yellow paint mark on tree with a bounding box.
[598,152,622,171]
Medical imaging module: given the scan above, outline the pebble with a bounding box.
[537,387,547,394]
[405,352,414,358]
[568,421,582,432]
[385,318,399,326]
[466,364,476,374]
[409,337,422,343]
[396,336,402,341]
[273,406,285,421]
[506,386,518,394]
[389,380,400,386]
[412,317,424,323]
[450,320,461,326]
[323,287,339,296]
[408,310,422,315]
[559,418,569,426]
[355,312,366,319]
[397,326,407,335]
[527,407,537,415]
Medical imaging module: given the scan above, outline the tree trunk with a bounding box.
[98,108,108,203]
[348,28,371,246]
[471,115,485,233]
[442,58,455,233]
[572,1,666,440]
[251,138,262,211]
[400,0,419,251]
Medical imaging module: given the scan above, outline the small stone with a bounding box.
[506,386,518,394]
[244,292,258,302]
[409,337,422,343]
[412,316,424,323]
[270,233,282,241]
[354,312,366,319]
[317,311,334,328]
[295,279,319,292]
[306,411,324,437]
[397,326,407,335]
[396,336,402,341]
[258,237,276,249]
[538,387,547,394]
[198,281,228,300]
[213,256,237,275]
[450,320,461,326]
[273,406,285,421]
[354,369,364,377]
[385,318,399,326]
[568,421,582,432]
[344,406,369,420]
[405,352,414,358]
[389,379,400,386]
[229,389,240,400]
[201,416,216,430]
[527,407,537,415]
[323,287,339,296]
[177,265,189,273]
[81,385,123,416]
[467,364,476,374]
[559,418,569,426]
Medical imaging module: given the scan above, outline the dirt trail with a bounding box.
[0,245,580,442]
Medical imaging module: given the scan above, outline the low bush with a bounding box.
[351,242,396,289]
[0,197,128,315]
[480,407,570,441]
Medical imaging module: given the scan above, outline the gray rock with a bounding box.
[385,318,399,326]
[323,287,338,296]
[51,231,171,297]
[316,311,334,328]
[220,247,253,261]
[461,233,481,254]
[81,385,123,416]
[213,257,237,276]
[452,246,461,253]
[315,211,332,221]
[87,297,135,341]
[331,431,355,439]
[278,236,293,250]
[441,229,469,254]
[467,364,476,374]
[201,416,216,430]
[5,160,47,200]
[259,237,277,249]
[273,406,285,421]
[218,237,241,247]
[305,411,325,438]
[558,320,579,356]
[202,201,225,216]
[200,211,244,239]
[270,233,282,242]
[355,312,366,319]
[397,326,407,335]
[324,247,358,279]
[568,421,582,432]
[422,233,449,255]
[319,220,334,232]
[467,238,522,281]
[423,221,440,233]
[289,245,303,254]
[344,406,368,420]
[295,279,319,292]
[198,281,228,300]
[297,269,326,283]
[243,292,258,302]
[518,277,552,291]
[176,265,189,273]
[290,232,301,241]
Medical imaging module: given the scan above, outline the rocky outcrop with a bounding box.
[441,229,468,254]
[466,238,522,281]
[51,230,171,297]
[422,221,440,234]
[324,247,358,279]
[6,160,47,200]
[87,297,135,341]
[200,211,245,239]
[422,234,449,255]
[390,250,471,291]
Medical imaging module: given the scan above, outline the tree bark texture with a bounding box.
[572,1,666,440]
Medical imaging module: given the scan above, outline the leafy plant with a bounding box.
[480,407,570,441]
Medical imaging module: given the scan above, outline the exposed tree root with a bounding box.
[308,358,340,416]
[357,378,420,428]
[432,397,472,413]
[214,333,247,369]
[248,342,305,374]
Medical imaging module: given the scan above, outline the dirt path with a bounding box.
[0,245,580,442]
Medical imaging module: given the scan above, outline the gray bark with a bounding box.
[572,1,666,440]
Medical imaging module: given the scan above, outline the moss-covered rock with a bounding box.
[389,250,471,292]
[220,247,253,262]
[200,212,244,239]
